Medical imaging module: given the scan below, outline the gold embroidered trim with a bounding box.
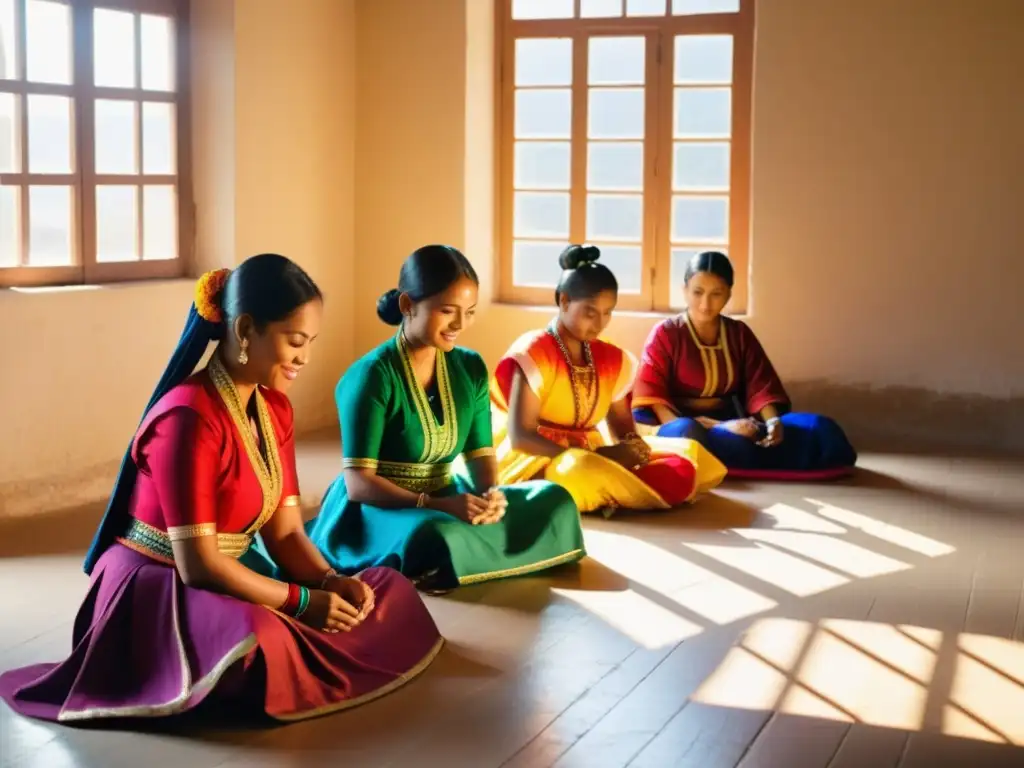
[120,518,253,561]
[396,332,459,463]
[207,354,283,536]
[167,523,217,541]
[279,495,301,508]
[458,548,585,585]
[377,460,453,493]
[464,447,496,460]
[685,313,731,398]
[343,458,380,470]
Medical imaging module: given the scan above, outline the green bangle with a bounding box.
[294,586,310,618]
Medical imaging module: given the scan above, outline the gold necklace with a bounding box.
[547,323,598,429]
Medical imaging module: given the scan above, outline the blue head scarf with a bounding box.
[83,295,225,574]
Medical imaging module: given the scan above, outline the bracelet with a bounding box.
[416,492,427,508]
[319,568,339,589]
[766,417,781,427]
[294,586,310,618]
[279,583,310,618]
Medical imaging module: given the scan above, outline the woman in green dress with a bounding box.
[305,245,585,591]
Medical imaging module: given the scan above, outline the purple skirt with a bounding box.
[0,544,443,723]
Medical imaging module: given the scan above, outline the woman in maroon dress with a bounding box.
[0,254,442,724]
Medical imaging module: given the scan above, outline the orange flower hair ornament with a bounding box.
[194,268,231,324]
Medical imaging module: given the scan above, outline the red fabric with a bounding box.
[633,315,790,417]
[633,455,696,507]
[129,372,297,535]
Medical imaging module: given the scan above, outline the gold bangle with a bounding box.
[416,492,427,508]
[319,568,339,589]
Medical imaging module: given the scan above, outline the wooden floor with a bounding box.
[2,441,1023,767]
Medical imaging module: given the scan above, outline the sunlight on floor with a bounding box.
[555,501,955,651]
[693,618,1024,745]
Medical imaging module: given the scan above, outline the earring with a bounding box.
[238,339,249,366]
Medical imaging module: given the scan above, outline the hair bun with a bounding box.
[558,244,601,271]
[376,288,404,326]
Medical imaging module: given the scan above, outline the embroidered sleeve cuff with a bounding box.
[342,458,379,470]
[464,447,496,461]
[167,523,217,541]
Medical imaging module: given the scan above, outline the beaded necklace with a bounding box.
[547,322,599,429]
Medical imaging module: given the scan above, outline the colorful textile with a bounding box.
[490,329,725,514]
[633,313,857,479]
[0,355,442,723]
[303,334,585,588]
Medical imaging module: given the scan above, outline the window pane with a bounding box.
[581,0,622,18]
[26,1,71,85]
[27,94,72,174]
[0,186,17,266]
[143,185,175,260]
[587,194,642,242]
[671,247,728,308]
[673,142,730,191]
[512,0,573,19]
[671,196,729,242]
[594,244,642,293]
[0,92,18,172]
[94,8,135,88]
[515,141,571,190]
[589,88,644,139]
[28,185,72,266]
[514,192,570,238]
[588,142,643,191]
[142,102,175,174]
[674,88,731,138]
[96,185,138,262]
[672,0,740,14]
[141,14,174,91]
[1,0,16,80]
[627,0,667,16]
[675,35,733,84]
[513,240,566,288]
[589,37,645,86]
[95,99,137,174]
[515,89,572,139]
[515,38,572,87]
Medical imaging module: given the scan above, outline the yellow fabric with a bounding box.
[492,330,726,514]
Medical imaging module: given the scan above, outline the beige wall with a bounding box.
[355,0,1024,450]
[0,0,356,514]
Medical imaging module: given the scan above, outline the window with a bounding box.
[497,0,753,312]
[0,0,190,288]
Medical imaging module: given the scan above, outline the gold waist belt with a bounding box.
[117,518,252,564]
[344,458,454,494]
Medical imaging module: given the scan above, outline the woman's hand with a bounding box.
[720,418,761,440]
[471,488,507,526]
[435,493,492,524]
[324,573,375,619]
[758,418,784,448]
[596,443,643,469]
[301,588,364,633]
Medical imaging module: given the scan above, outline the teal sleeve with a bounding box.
[462,351,494,457]
[337,360,390,469]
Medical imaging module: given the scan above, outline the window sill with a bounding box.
[1,276,194,298]
[489,301,749,321]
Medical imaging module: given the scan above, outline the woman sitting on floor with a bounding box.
[632,251,857,480]
[490,244,725,515]
[303,245,585,592]
[0,254,442,724]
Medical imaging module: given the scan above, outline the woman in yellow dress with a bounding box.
[490,245,725,515]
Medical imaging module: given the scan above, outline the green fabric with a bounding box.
[303,337,585,588]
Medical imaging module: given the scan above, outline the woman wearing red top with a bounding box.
[0,254,442,724]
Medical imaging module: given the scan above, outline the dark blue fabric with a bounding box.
[83,305,219,574]
[634,409,857,473]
